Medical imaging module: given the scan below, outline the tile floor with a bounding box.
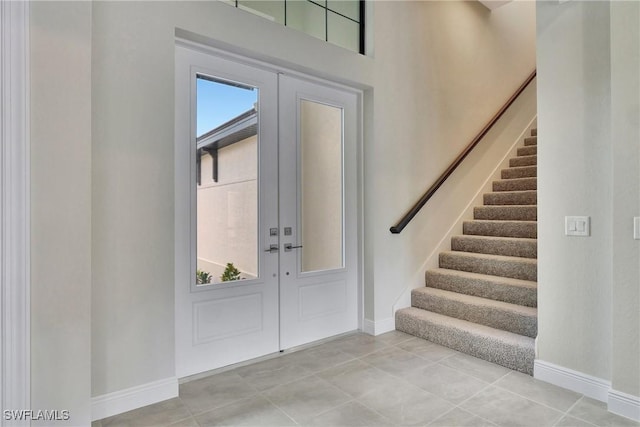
[94,332,639,427]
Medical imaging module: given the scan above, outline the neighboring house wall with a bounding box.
[537,0,639,406]
[29,0,536,416]
[197,136,258,281]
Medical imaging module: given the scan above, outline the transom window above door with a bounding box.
[220,0,365,54]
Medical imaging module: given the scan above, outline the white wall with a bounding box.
[30,2,92,425]
[366,0,536,323]
[610,1,640,399]
[537,0,640,404]
[29,0,536,411]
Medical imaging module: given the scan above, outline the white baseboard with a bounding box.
[91,377,179,421]
[534,360,611,402]
[362,317,395,336]
[609,389,640,422]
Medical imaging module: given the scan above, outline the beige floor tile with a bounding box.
[461,385,564,427]
[179,371,258,415]
[195,396,295,426]
[361,346,434,377]
[305,401,393,426]
[316,359,397,398]
[428,407,498,427]
[279,343,356,372]
[555,414,599,427]
[373,330,414,346]
[402,362,489,404]
[327,333,390,357]
[262,375,351,423]
[100,398,192,427]
[438,352,512,383]
[567,397,640,427]
[357,380,454,425]
[396,338,459,362]
[232,355,314,391]
[493,371,582,412]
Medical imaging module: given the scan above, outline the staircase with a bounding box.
[396,128,538,375]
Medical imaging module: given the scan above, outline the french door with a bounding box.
[175,45,359,378]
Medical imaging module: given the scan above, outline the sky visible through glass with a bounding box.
[197,76,258,137]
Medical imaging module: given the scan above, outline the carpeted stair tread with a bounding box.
[451,235,537,259]
[524,136,537,146]
[517,146,537,157]
[395,307,535,374]
[425,268,537,307]
[510,155,537,167]
[439,251,537,281]
[464,220,537,238]
[474,205,537,221]
[492,177,537,192]
[530,129,537,137]
[484,190,536,206]
[502,165,537,179]
[411,287,537,338]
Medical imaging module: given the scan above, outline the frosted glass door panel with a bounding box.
[300,100,344,273]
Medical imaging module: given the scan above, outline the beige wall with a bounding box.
[30,1,92,424]
[30,0,536,411]
[197,136,258,280]
[610,0,640,398]
[537,0,640,398]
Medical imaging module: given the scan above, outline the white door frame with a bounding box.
[1,0,31,424]
[174,39,364,376]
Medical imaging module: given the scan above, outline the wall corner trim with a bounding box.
[1,0,31,422]
[91,377,179,422]
[534,359,611,402]
[362,317,395,336]
[608,389,640,422]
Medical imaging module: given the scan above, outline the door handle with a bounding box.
[284,243,303,252]
[264,244,279,253]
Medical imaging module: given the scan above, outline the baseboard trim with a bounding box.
[362,317,395,336]
[91,377,179,421]
[608,389,640,422]
[534,359,610,402]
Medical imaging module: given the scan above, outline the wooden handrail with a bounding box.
[390,70,537,234]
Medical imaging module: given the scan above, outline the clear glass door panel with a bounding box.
[195,75,259,285]
[299,99,344,273]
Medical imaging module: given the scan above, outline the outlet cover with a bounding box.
[565,216,590,237]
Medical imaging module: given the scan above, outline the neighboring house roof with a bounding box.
[197,107,257,151]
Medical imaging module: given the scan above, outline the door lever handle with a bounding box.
[284,243,303,252]
[264,244,279,253]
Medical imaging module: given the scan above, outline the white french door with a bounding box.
[175,44,359,379]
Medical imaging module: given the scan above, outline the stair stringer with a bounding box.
[391,117,538,317]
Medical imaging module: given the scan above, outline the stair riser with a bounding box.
[492,178,537,192]
[451,236,537,259]
[525,136,537,145]
[502,166,537,179]
[425,270,537,307]
[474,206,537,221]
[484,191,537,206]
[517,146,537,156]
[464,221,537,238]
[509,156,537,167]
[395,309,534,375]
[411,291,537,338]
[439,252,537,281]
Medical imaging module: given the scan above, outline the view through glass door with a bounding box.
[175,44,359,379]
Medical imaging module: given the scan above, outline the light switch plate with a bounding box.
[565,216,590,237]
[634,217,640,240]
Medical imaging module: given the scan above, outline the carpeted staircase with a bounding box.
[396,128,538,375]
